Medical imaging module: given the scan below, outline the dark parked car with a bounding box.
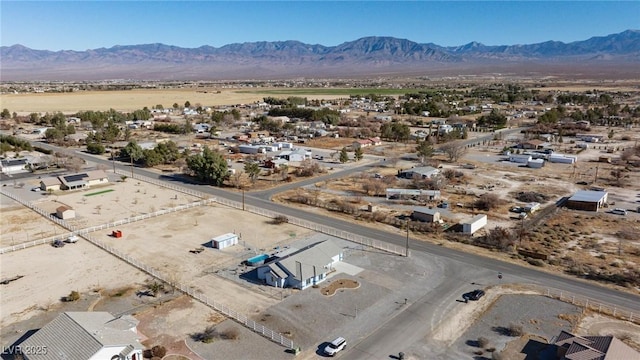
[463,289,485,301]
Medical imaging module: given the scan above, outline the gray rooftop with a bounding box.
[412,207,440,216]
[20,312,143,360]
[569,190,607,203]
[277,241,342,281]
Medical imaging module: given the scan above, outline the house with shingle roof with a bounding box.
[553,330,640,360]
[20,311,145,360]
[257,240,343,290]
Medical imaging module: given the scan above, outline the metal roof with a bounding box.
[20,312,143,360]
[569,190,607,203]
[274,241,342,281]
[412,207,440,216]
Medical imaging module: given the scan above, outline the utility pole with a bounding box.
[405,219,410,257]
[594,165,599,184]
[130,156,134,178]
[242,188,245,211]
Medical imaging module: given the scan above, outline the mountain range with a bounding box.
[1,30,639,81]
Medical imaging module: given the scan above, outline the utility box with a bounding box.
[111,230,123,238]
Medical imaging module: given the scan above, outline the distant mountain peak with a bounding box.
[1,30,638,81]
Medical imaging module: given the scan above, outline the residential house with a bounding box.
[386,188,441,201]
[278,148,310,162]
[521,140,545,150]
[0,158,30,175]
[19,311,145,360]
[553,330,640,360]
[257,240,343,290]
[412,207,441,223]
[399,166,440,179]
[41,170,109,191]
[265,158,289,169]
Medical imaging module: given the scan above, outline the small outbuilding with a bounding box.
[567,190,608,212]
[412,207,442,223]
[461,214,487,234]
[56,205,76,220]
[210,233,239,249]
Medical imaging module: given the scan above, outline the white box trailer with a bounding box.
[211,233,239,249]
[238,145,266,154]
[548,154,576,164]
[462,214,487,234]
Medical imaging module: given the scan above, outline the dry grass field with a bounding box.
[0,87,345,114]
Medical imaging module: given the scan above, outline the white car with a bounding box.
[611,208,627,216]
[323,337,346,356]
[31,187,41,192]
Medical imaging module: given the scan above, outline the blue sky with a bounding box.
[1,1,638,51]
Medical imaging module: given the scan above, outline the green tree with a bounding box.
[86,142,105,154]
[120,141,144,162]
[184,101,191,108]
[173,103,179,110]
[1,108,11,119]
[186,146,228,186]
[416,140,434,164]
[339,147,349,163]
[244,161,261,183]
[354,147,363,161]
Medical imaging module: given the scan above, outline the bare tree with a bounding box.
[440,142,468,162]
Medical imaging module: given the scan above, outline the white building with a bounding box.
[461,214,487,234]
[509,154,532,164]
[210,233,239,249]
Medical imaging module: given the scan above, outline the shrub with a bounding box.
[475,193,501,210]
[478,336,490,348]
[150,345,167,358]
[508,323,524,336]
[272,215,289,224]
[64,290,80,302]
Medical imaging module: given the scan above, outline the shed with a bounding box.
[412,207,441,223]
[567,190,608,212]
[210,233,239,249]
[461,214,487,234]
[56,205,76,220]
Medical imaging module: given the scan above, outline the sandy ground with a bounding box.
[0,196,64,247]
[0,88,346,114]
[0,239,148,327]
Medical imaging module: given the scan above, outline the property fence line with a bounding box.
[0,188,213,254]
[118,170,408,256]
[532,285,639,325]
[79,231,294,349]
[0,188,295,349]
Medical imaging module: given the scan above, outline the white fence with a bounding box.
[539,286,639,325]
[0,187,295,349]
[81,231,295,349]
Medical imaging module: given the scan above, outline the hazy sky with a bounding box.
[2,1,638,51]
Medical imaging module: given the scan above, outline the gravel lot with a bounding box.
[450,294,581,359]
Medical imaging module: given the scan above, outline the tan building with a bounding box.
[56,205,76,220]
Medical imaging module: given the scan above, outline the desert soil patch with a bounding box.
[320,278,360,296]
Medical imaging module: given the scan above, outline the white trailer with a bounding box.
[238,145,266,154]
[461,214,487,235]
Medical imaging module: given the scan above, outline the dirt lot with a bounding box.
[0,88,345,114]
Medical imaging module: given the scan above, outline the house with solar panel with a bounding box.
[257,240,343,290]
[40,170,109,192]
[19,311,145,360]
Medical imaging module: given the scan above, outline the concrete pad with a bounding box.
[332,261,363,277]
